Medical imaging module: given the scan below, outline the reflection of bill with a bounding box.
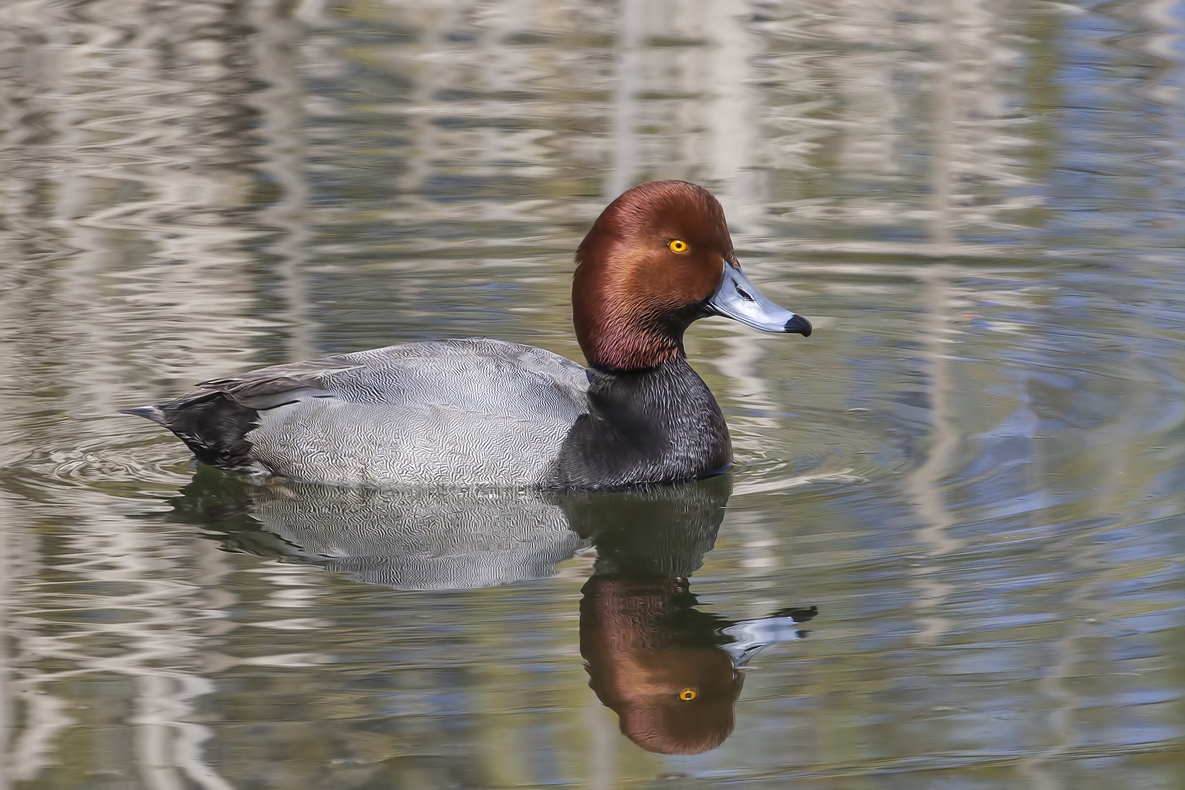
[581,576,815,755]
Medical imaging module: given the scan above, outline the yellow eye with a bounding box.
[678,689,697,701]
[668,239,689,254]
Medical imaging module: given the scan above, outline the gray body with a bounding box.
[131,339,592,487]
[235,340,589,487]
[124,338,734,489]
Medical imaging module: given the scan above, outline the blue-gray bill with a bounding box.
[705,263,812,336]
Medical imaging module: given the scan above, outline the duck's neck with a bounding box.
[545,357,732,489]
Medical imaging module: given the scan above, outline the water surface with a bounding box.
[1,0,1184,787]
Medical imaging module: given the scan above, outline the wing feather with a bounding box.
[197,339,589,420]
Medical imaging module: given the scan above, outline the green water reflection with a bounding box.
[1,0,1184,787]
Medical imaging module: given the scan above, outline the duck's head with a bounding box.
[573,180,811,372]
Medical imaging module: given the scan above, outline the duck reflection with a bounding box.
[174,469,816,754]
[175,467,584,589]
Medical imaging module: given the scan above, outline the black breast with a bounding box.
[544,358,732,489]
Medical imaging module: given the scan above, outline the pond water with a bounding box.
[1,0,1184,787]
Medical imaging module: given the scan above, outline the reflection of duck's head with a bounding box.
[566,477,816,754]
[580,575,741,755]
[562,477,739,753]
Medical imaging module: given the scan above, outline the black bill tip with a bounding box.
[784,314,812,337]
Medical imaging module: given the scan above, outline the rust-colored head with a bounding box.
[574,181,810,371]
[574,181,737,371]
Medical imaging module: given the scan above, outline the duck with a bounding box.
[122,180,811,489]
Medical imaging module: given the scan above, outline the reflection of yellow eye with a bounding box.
[678,689,697,701]
[668,239,689,254]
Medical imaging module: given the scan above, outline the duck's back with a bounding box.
[130,339,591,488]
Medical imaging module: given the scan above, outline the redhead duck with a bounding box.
[122,181,811,489]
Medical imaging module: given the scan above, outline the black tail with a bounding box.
[120,391,261,472]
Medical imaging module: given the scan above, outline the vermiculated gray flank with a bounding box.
[130,339,591,488]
